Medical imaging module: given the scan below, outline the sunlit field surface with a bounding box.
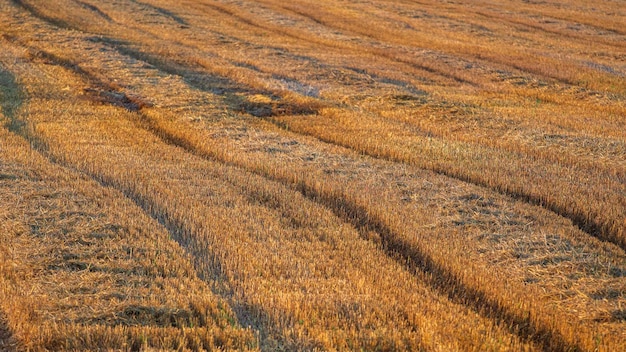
[1,0,625,350]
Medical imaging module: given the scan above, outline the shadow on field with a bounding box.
[91,38,320,117]
[0,64,24,132]
[130,0,189,26]
[0,33,304,349]
[1,30,582,351]
[0,311,18,351]
[58,37,580,351]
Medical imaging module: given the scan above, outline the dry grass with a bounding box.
[1,0,625,351]
[0,82,256,351]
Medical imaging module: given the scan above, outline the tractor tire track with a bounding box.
[0,47,286,351]
[196,0,600,88]
[6,13,602,349]
[2,130,290,351]
[267,115,626,250]
[0,130,259,350]
[2,39,253,350]
[74,0,113,22]
[22,35,584,352]
[185,1,477,86]
[471,10,626,48]
[78,43,625,350]
[1,32,440,350]
[125,83,582,352]
[3,28,564,351]
[0,55,267,352]
[6,1,621,350]
[463,0,626,37]
[13,0,624,292]
[129,94,581,352]
[10,0,73,30]
[101,24,626,256]
[129,0,188,26]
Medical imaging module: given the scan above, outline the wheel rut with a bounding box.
[185,1,476,86]
[0,43,284,351]
[0,50,432,352]
[129,0,188,26]
[63,1,624,256]
[74,0,113,22]
[109,27,623,256]
[1,28,555,351]
[270,120,626,251]
[5,1,621,350]
[11,36,582,352]
[130,109,583,352]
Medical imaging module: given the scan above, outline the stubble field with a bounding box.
[0,0,625,351]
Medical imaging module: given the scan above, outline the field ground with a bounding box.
[0,0,625,351]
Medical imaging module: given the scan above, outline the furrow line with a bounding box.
[1,48,431,352]
[33,50,574,350]
[266,119,625,251]
[94,15,620,252]
[132,109,580,352]
[20,27,606,348]
[400,0,626,43]
[203,0,604,88]
[188,1,475,86]
[74,0,113,22]
[0,48,275,350]
[244,0,482,86]
[129,0,188,25]
[5,2,619,349]
[472,10,626,48]
[0,108,263,352]
[4,110,287,351]
[23,0,620,262]
[11,0,74,30]
[5,33,566,350]
[69,2,624,249]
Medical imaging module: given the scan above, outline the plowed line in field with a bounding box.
[0,35,568,348]
[396,0,625,48]
[140,102,580,352]
[10,0,73,30]
[269,118,624,248]
[23,35,581,351]
[13,0,619,291]
[74,0,113,22]
[471,2,626,37]
[1,62,435,352]
[0,61,22,131]
[216,1,479,85]
[0,11,338,347]
[401,0,626,41]
[5,3,609,350]
[0,30,564,350]
[0,35,256,348]
[135,111,578,352]
[1,48,241,350]
[205,0,615,87]
[129,0,188,25]
[100,23,624,254]
[186,1,475,86]
[23,20,607,348]
[471,11,626,48]
[66,169,278,349]
[5,143,280,350]
[0,63,279,351]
